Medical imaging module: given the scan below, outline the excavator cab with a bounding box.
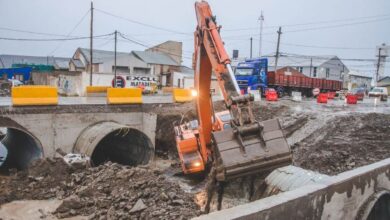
[174,120,205,174]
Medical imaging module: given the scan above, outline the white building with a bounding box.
[68,42,183,94]
[267,55,348,81]
[344,71,372,91]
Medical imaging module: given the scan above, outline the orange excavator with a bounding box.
[174,1,292,182]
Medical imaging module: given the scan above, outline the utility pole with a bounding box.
[274,27,282,73]
[89,0,94,86]
[309,58,313,77]
[258,11,264,57]
[250,37,253,59]
[375,48,382,85]
[114,30,117,88]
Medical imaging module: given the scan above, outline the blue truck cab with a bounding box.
[234,58,268,94]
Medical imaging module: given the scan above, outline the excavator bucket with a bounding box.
[212,118,292,181]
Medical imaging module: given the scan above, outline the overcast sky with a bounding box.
[0,0,389,75]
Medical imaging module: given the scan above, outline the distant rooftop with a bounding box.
[348,70,373,79]
[132,51,179,66]
[267,55,338,71]
[78,48,129,64]
[0,54,70,69]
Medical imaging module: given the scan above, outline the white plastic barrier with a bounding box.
[292,91,302,102]
[249,89,261,102]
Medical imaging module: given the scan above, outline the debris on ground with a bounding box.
[293,113,390,175]
[0,158,201,219]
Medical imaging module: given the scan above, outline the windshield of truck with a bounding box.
[235,68,253,76]
[371,88,383,93]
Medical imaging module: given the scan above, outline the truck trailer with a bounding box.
[235,58,342,97]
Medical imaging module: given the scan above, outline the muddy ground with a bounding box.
[293,113,390,175]
[154,99,390,212]
[0,158,200,219]
[1,99,390,218]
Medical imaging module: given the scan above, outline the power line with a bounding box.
[222,16,390,39]
[261,39,374,50]
[49,9,91,55]
[118,32,192,60]
[281,53,390,63]
[0,33,114,42]
[283,17,390,34]
[223,13,390,32]
[0,27,79,38]
[95,8,192,36]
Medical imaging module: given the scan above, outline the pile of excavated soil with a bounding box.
[293,113,390,175]
[0,158,74,204]
[0,159,201,219]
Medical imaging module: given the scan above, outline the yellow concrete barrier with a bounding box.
[107,88,143,104]
[162,87,174,94]
[173,88,194,103]
[12,86,58,106]
[86,86,110,94]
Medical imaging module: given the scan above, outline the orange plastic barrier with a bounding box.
[327,92,336,99]
[266,90,278,101]
[346,95,358,104]
[317,93,328,104]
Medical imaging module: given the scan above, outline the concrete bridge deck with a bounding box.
[0,95,174,106]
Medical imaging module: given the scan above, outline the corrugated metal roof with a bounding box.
[180,66,194,74]
[0,54,70,69]
[71,59,85,68]
[378,76,390,86]
[132,51,179,66]
[267,56,335,71]
[55,59,71,69]
[79,48,129,64]
[348,70,373,79]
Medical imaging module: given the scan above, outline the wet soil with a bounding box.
[0,159,201,219]
[1,99,390,218]
[293,113,390,175]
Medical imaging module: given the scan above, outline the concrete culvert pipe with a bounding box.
[74,122,154,167]
[0,128,42,172]
[359,191,390,220]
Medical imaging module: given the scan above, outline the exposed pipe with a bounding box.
[74,122,154,166]
[0,128,42,173]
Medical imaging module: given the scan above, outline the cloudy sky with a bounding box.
[0,0,389,75]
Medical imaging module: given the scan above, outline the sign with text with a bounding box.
[126,75,159,87]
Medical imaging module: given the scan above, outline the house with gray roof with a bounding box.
[69,41,183,88]
[70,46,181,77]
[267,55,348,81]
[70,48,131,73]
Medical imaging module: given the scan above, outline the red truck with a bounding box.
[267,70,342,97]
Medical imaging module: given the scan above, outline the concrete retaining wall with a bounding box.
[195,159,390,220]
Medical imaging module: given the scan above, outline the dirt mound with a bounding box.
[293,113,390,175]
[0,159,201,219]
[0,158,75,204]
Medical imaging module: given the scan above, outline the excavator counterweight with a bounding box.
[174,1,292,182]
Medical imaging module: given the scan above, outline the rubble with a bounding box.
[0,159,201,219]
[293,113,390,175]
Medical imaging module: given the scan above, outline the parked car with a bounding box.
[368,87,388,101]
[347,88,366,101]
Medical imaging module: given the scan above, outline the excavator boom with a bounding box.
[175,1,292,181]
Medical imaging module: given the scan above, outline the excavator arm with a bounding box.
[174,1,292,181]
